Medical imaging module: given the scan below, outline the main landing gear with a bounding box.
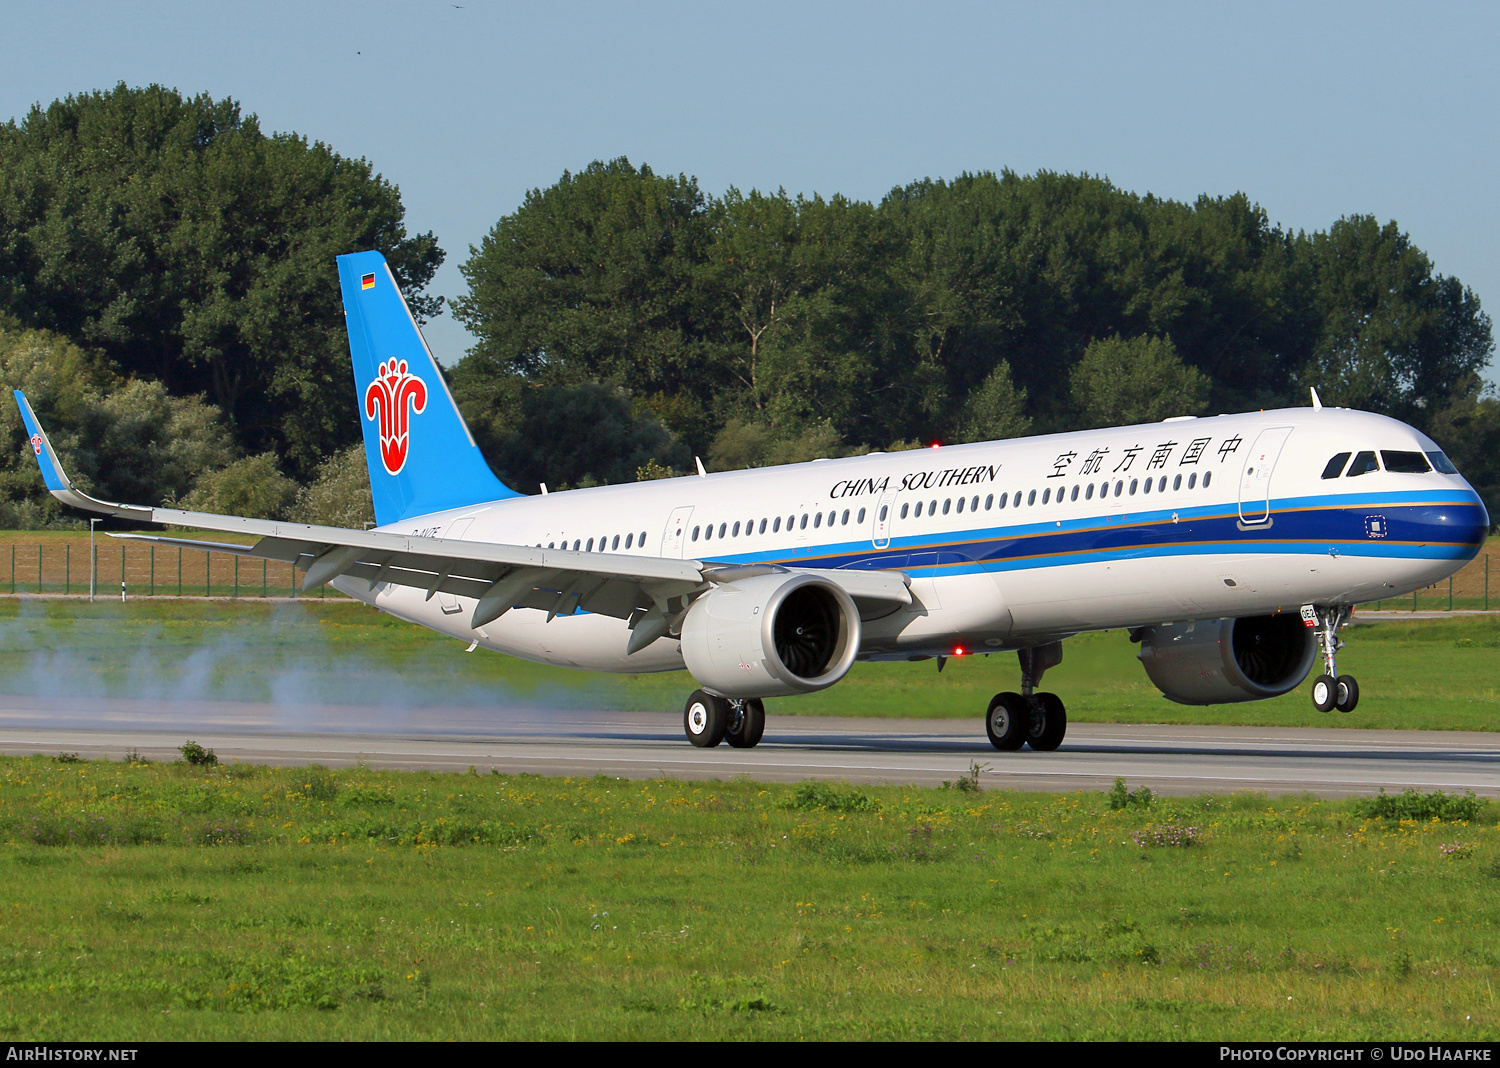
[683,689,766,748]
[1306,605,1359,713]
[986,642,1068,752]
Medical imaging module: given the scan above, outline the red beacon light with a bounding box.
[930,441,942,449]
[952,646,966,657]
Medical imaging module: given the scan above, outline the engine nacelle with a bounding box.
[680,573,861,698]
[1137,615,1317,705]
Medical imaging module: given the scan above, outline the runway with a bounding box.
[0,693,1496,797]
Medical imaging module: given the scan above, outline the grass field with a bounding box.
[0,598,1494,732]
[0,755,1494,1040]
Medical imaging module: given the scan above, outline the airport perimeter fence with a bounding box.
[0,539,1491,609]
[0,542,347,600]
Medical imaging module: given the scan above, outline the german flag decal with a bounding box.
[361,272,376,290]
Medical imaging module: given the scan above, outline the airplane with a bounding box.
[13,250,1490,752]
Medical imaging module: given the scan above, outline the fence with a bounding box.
[0,540,1491,607]
[0,543,344,599]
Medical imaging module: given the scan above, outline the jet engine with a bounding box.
[1135,614,1317,705]
[679,572,861,698]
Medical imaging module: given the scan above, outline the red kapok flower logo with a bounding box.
[364,358,428,475]
[29,434,42,456]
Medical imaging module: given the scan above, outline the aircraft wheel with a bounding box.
[726,698,766,748]
[985,692,1029,751]
[684,690,729,748]
[1335,675,1360,714]
[1311,674,1337,713]
[1026,692,1067,751]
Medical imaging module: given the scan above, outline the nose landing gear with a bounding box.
[1305,604,1359,713]
[986,641,1068,752]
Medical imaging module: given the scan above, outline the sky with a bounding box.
[4,1,1498,382]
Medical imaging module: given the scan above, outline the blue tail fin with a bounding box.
[337,250,518,526]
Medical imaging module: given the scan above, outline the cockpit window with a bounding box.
[1345,451,1379,477]
[1321,452,1351,479]
[1427,450,1459,474]
[1381,451,1431,474]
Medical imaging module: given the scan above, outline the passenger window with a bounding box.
[998,493,1007,509]
[956,497,965,513]
[547,542,554,549]
[574,540,582,550]
[971,495,979,511]
[1158,476,1166,492]
[732,521,740,537]
[813,512,822,528]
[759,518,768,534]
[640,530,646,546]
[1114,480,1124,497]
[773,517,781,533]
[842,509,850,525]
[625,533,633,549]
[611,535,620,550]
[858,508,867,524]
[589,537,597,550]
[942,499,952,515]
[1067,485,1077,502]
[718,523,727,538]
[1427,451,1459,474]
[1172,475,1181,491]
[827,511,835,526]
[985,494,993,510]
[1142,478,1151,495]
[1085,483,1094,500]
[799,514,808,530]
[1187,473,1196,489]
[1321,452,1351,479]
[900,503,909,519]
[1203,472,1212,488]
[1129,479,1138,495]
[1027,490,1036,506]
[687,530,695,544]
[1042,488,1051,505]
[928,500,937,515]
[1346,451,1379,477]
[1382,450,1431,473]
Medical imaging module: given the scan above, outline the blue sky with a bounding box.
[5,1,1497,382]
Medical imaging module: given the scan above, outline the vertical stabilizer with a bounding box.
[337,251,517,525]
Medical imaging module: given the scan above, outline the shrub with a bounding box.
[1350,788,1487,823]
[783,781,879,813]
[1108,778,1156,811]
[179,740,218,767]
[52,752,82,764]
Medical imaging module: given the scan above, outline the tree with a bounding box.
[952,360,1031,442]
[287,445,376,528]
[489,382,690,491]
[452,158,710,410]
[1297,216,1493,423]
[0,83,444,474]
[180,453,298,519]
[1071,334,1210,428]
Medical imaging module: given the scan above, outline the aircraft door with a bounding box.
[663,506,694,559]
[437,516,476,614]
[1237,427,1293,525]
[870,488,897,548]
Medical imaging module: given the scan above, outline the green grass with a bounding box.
[0,598,1495,731]
[0,755,1495,1039]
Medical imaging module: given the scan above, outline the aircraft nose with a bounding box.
[1440,494,1490,552]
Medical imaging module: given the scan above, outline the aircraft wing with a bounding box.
[14,391,910,637]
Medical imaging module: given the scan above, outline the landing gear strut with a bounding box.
[683,690,766,748]
[1305,604,1359,713]
[986,642,1068,752]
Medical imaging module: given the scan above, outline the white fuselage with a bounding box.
[332,407,1488,673]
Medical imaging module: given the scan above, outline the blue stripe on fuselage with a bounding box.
[687,489,1487,577]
